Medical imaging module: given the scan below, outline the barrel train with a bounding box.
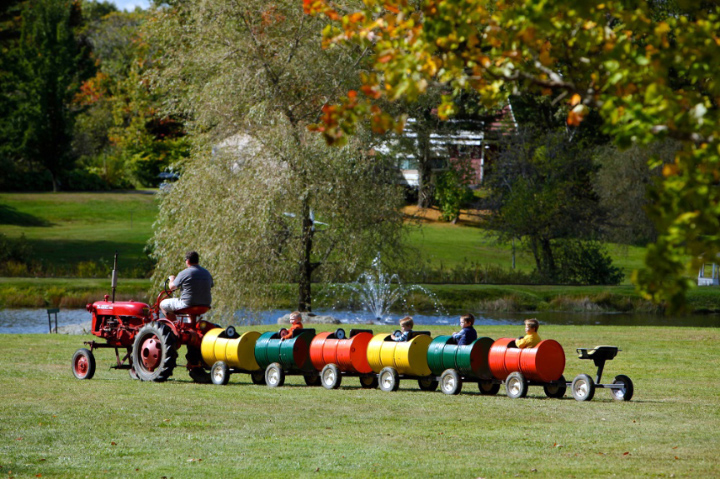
[74,321,634,402]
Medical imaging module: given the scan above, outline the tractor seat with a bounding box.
[577,346,619,361]
[176,305,211,316]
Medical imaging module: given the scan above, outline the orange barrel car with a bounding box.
[309,328,378,389]
[366,331,437,392]
[488,338,567,399]
[200,326,265,386]
[426,335,497,395]
[254,328,318,387]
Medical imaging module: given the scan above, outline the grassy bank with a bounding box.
[0,192,157,276]
[4,278,720,314]
[1,326,718,478]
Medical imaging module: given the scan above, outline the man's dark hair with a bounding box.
[185,251,199,264]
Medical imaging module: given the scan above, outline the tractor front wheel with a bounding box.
[72,348,96,380]
[131,322,178,382]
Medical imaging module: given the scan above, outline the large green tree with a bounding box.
[147,0,404,315]
[483,129,609,280]
[306,0,720,310]
[13,0,92,191]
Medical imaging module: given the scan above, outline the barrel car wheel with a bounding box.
[379,367,400,392]
[610,374,634,401]
[251,371,266,385]
[359,375,378,389]
[265,362,285,388]
[304,373,321,386]
[418,377,439,392]
[211,361,230,386]
[440,369,462,395]
[131,322,178,382]
[186,347,211,384]
[321,364,342,390]
[571,374,596,401]
[543,375,567,399]
[478,380,500,396]
[72,348,96,380]
[505,372,528,399]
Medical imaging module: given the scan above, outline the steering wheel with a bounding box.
[392,330,402,340]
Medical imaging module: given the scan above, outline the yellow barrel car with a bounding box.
[200,327,265,385]
[366,331,437,392]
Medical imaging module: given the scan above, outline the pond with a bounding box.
[1,307,718,334]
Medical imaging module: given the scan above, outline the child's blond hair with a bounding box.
[399,316,414,329]
[289,311,302,322]
[524,318,539,331]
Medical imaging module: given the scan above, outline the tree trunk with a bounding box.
[297,199,314,312]
[416,128,433,208]
[540,238,556,281]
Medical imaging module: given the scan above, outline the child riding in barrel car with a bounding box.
[516,318,541,349]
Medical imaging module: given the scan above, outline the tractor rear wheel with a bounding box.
[72,348,96,380]
[132,322,178,382]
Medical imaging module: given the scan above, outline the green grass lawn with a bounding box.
[1,325,718,478]
[0,192,158,273]
[405,221,649,284]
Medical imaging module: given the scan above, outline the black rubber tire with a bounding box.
[505,372,528,399]
[359,375,378,389]
[440,369,462,395]
[321,364,342,390]
[250,371,266,385]
[543,375,567,399]
[129,366,139,380]
[379,367,400,392]
[131,322,178,382]
[211,361,230,386]
[418,377,439,392]
[225,326,237,338]
[335,328,346,340]
[571,373,596,401]
[478,380,500,396]
[185,347,211,384]
[611,374,634,401]
[265,362,285,388]
[72,348,96,380]
[304,373,321,386]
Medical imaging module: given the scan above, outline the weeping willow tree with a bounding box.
[146,0,404,317]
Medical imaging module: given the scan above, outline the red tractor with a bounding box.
[71,256,218,382]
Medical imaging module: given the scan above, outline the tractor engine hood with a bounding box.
[87,300,150,317]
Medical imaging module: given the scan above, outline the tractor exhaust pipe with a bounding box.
[111,252,118,303]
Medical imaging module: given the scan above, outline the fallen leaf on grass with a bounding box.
[675,456,679,460]
[553,443,563,448]
[672,446,678,449]
[187,458,202,462]
[110,442,117,446]
[623,452,630,456]
[15,438,22,441]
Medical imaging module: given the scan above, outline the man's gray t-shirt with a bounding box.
[174,265,213,306]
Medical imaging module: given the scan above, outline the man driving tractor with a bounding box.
[161,251,214,321]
